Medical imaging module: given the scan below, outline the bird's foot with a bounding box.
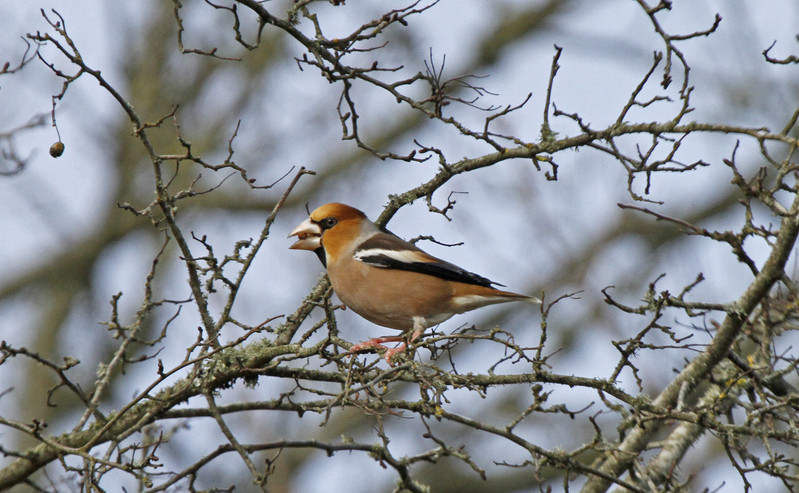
[350,336,403,353]
[350,336,408,365]
[382,343,408,364]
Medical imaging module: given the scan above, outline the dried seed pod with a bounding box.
[49,141,65,158]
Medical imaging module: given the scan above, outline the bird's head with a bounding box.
[288,203,369,265]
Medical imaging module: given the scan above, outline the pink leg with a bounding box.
[350,336,404,353]
[382,343,408,364]
[350,322,427,365]
[382,325,425,364]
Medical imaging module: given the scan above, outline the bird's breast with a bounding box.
[327,259,456,332]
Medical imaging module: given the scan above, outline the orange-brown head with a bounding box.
[288,203,372,265]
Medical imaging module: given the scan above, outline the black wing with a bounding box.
[354,233,504,288]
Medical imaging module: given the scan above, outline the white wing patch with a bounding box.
[353,247,430,266]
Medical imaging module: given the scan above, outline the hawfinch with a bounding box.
[289,203,538,361]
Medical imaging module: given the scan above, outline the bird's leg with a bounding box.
[382,342,407,365]
[350,336,405,355]
[382,319,425,364]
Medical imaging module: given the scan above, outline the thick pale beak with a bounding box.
[288,217,322,251]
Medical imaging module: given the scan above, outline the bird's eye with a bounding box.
[320,217,338,230]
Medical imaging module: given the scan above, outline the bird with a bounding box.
[288,202,539,362]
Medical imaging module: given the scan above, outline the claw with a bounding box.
[350,336,408,365]
[350,322,426,365]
